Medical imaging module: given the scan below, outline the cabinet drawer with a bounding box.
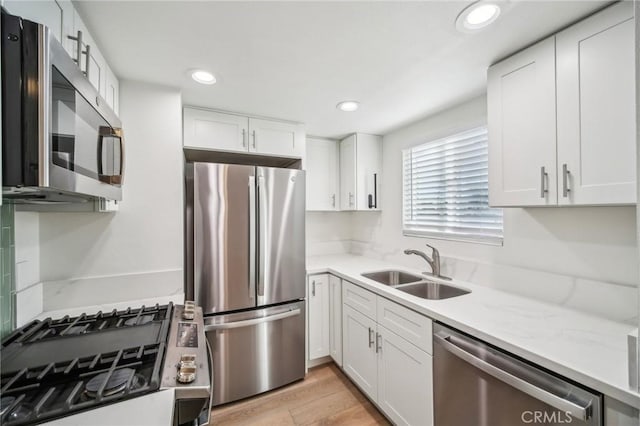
[342,281,376,319]
[377,297,432,354]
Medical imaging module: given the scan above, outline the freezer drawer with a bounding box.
[204,301,305,406]
[433,324,602,426]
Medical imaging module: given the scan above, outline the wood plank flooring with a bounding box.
[211,363,391,426]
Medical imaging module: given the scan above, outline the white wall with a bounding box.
[306,212,352,256]
[36,81,184,307]
[349,95,639,323]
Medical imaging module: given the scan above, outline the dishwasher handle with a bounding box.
[434,333,592,421]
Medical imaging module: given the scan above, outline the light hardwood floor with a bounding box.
[211,363,391,426]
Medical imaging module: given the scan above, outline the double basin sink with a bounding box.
[361,270,470,300]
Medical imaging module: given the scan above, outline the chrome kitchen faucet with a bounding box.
[404,244,451,280]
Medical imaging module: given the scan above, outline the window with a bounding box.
[402,126,503,244]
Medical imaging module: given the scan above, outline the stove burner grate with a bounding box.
[84,368,148,398]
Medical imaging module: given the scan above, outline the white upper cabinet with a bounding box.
[488,2,636,207]
[340,133,382,211]
[182,108,305,159]
[556,2,636,205]
[105,66,120,116]
[488,37,558,207]
[306,138,339,211]
[339,135,357,210]
[183,108,249,152]
[248,118,305,158]
[4,0,64,43]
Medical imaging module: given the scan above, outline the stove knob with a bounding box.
[180,354,196,366]
[182,302,196,320]
[177,364,197,384]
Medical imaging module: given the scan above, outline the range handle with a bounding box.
[204,309,300,331]
[434,333,592,421]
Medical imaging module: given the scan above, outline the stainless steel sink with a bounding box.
[395,281,470,300]
[361,270,424,286]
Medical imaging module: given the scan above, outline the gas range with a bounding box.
[0,302,211,426]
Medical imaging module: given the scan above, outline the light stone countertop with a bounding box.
[307,254,640,408]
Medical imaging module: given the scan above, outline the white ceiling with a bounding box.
[74,1,610,139]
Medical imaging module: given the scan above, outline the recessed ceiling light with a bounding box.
[455,1,501,33]
[336,100,359,112]
[191,69,216,85]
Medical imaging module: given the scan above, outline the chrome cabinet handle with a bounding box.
[331,194,336,208]
[368,328,374,348]
[83,44,91,79]
[252,130,256,149]
[434,334,591,421]
[540,166,548,199]
[562,164,571,198]
[67,30,83,67]
[349,192,354,207]
[312,280,316,297]
[242,129,247,148]
[376,333,382,353]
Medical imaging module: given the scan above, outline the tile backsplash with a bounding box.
[1,203,15,339]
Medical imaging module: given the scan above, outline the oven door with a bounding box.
[48,32,124,201]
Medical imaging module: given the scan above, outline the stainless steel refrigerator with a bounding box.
[185,162,306,406]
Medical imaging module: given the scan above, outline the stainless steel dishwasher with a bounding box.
[433,323,602,426]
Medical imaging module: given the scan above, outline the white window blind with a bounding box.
[402,126,503,244]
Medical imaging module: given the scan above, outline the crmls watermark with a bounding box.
[521,411,573,424]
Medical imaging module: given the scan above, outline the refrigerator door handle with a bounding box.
[204,309,301,331]
[248,175,256,300]
[257,173,267,297]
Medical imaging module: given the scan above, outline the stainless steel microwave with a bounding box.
[1,9,124,203]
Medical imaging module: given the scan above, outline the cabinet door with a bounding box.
[355,134,382,210]
[73,11,103,94]
[377,326,433,426]
[556,2,636,205]
[339,135,357,210]
[308,274,330,360]
[183,108,249,152]
[487,37,558,207]
[306,138,339,211]
[328,275,342,366]
[342,305,378,401]
[249,118,304,158]
[4,0,62,42]
[105,66,120,116]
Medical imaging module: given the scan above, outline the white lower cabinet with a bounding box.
[342,281,434,426]
[377,325,433,426]
[343,304,379,400]
[308,274,330,360]
[328,275,343,366]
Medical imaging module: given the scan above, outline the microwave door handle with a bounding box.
[97,127,125,185]
[116,128,125,185]
[433,334,592,421]
[97,131,105,176]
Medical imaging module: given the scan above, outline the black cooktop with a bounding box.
[0,303,173,425]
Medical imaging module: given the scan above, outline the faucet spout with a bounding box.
[403,244,449,280]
